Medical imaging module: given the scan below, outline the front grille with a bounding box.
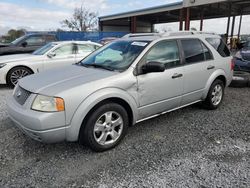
[14,86,32,105]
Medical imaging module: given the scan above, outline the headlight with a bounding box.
[234,51,242,60]
[0,63,6,69]
[31,95,65,112]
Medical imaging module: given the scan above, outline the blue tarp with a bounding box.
[26,31,128,42]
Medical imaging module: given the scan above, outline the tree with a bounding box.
[61,6,98,32]
[3,29,25,43]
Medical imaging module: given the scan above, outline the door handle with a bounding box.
[207,65,215,70]
[172,73,183,79]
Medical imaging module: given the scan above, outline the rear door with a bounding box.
[180,38,215,105]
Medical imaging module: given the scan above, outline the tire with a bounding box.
[229,71,250,88]
[6,67,33,87]
[79,102,129,152]
[203,79,225,110]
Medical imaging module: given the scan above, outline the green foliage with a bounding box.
[1,29,25,43]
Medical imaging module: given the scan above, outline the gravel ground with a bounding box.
[0,85,249,188]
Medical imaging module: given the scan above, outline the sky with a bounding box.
[0,0,250,36]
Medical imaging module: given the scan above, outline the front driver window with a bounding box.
[144,40,181,69]
[53,44,73,56]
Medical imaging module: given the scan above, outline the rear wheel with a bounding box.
[203,79,225,110]
[79,102,129,152]
[7,67,33,87]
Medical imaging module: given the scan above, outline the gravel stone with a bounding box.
[0,85,249,188]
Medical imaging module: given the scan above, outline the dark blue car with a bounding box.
[234,41,250,72]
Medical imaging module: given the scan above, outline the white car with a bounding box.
[0,41,102,87]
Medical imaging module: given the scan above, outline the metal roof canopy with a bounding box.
[99,0,250,38]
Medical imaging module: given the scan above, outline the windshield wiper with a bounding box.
[81,63,115,71]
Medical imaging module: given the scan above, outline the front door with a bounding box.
[137,40,184,119]
[43,43,76,71]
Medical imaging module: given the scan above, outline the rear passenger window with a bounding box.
[181,39,205,63]
[206,38,230,57]
[77,44,95,54]
[145,40,180,69]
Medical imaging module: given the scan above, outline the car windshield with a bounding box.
[32,42,57,55]
[10,35,26,45]
[80,40,149,71]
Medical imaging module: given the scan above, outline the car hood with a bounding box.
[19,65,119,95]
[0,54,38,64]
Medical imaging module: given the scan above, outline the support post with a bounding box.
[226,4,231,43]
[230,15,236,49]
[200,8,204,31]
[238,14,243,39]
[130,16,137,33]
[231,16,236,38]
[179,9,184,31]
[151,24,154,33]
[185,7,190,31]
[99,21,103,31]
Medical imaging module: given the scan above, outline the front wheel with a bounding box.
[6,67,33,87]
[203,79,225,110]
[79,103,129,152]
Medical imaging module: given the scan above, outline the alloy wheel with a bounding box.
[93,111,123,146]
[211,84,223,106]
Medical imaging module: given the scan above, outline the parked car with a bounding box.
[234,41,250,72]
[7,32,233,152]
[0,41,101,87]
[0,33,57,56]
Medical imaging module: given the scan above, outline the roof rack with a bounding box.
[122,33,161,38]
[161,31,217,37]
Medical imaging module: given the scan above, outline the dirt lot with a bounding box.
[0,85,249,188]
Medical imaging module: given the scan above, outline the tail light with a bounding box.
[231,59,235,71]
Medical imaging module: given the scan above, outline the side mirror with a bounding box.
[141,61,165,74]
[21,41,27,47]
[47,52,56,58]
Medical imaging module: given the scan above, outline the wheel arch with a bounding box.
[6,65,35,80]
[6,65,35,86]
[202,69,227,100]
[65,88,138,142]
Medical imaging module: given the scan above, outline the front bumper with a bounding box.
[7,94,68,143]
[0,69,7,84]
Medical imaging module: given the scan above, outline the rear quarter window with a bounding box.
[206,38,230,57]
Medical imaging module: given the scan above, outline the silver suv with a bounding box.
[7,32,233,151]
